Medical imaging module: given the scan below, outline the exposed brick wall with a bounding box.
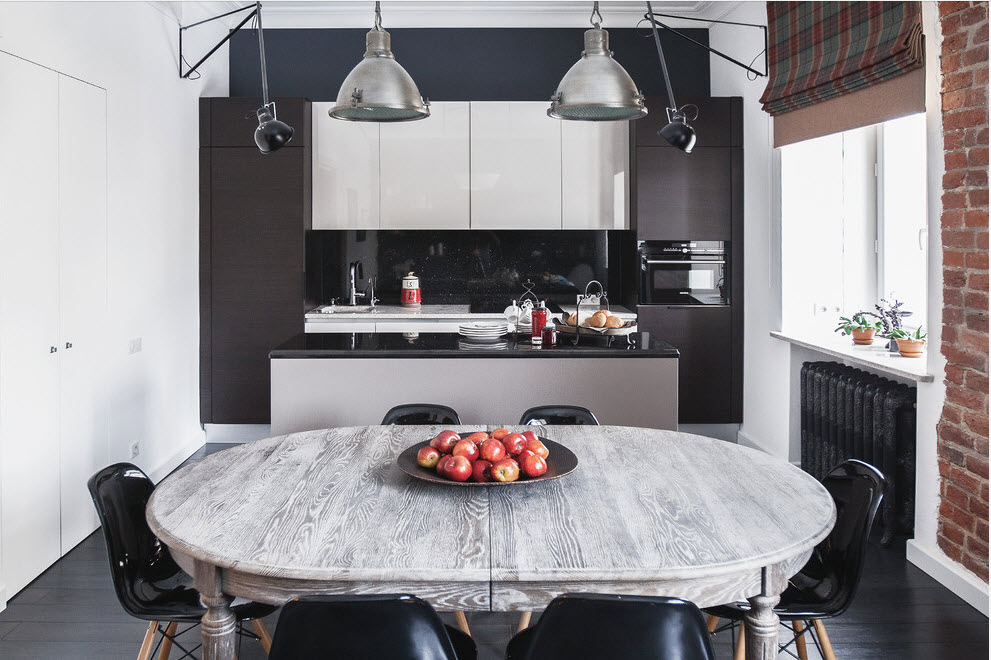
[937,1,990,583]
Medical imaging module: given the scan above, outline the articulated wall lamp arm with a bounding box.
[641,10,768,79]
[179,3,258,80]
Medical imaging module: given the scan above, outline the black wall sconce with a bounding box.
[179,2,293,153]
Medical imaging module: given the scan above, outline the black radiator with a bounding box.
[800,361,916,546]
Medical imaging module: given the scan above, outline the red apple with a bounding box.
[480,438,507,462]
[453,439,480,462]
[503,433,526,456]
[491,457,520,482]
[436,455,456,478]
[522,430,539,445]
[466,431,489,445]
[525,438,549,460]
[492,428,510,441]
[516,449,536,465]
[430,430,460,454]
[417,446,441,469]
[445,455,473,482]
[472,459,493,483]
[520,453,547,478]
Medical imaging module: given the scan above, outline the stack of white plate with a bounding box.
[458,338,510,351]
[458,321,510,342]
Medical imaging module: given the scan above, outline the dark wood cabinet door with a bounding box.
[637,305,737,423]
[209,148,306,423]
[635,97,742,148]
[636,146,734,240]
[206,97,309,149]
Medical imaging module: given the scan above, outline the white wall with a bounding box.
[0,2,228,485]
[707,1,791,459]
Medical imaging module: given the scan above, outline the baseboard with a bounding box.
[205,424,272,444]
[678,423,741,444]
[148,434,206,483]
[906,539,989,616]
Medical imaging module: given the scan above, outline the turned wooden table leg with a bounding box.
[743,593,781,660]
[195,562,238,660]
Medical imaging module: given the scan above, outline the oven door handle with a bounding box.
[642,259,726,265]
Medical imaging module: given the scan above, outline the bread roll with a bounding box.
[589,311,608,328]
[567,313,579,326]
[605,315,624,328]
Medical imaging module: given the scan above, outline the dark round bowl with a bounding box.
[397,432,579,487]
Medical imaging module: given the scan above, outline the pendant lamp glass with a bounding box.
[329,1,429,122]
[548,2,646,121]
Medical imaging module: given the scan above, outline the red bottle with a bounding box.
[531,302,548,345]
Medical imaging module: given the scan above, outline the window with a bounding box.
[780,113,928,335]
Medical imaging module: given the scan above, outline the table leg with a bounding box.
[195,561,237,660]
[743,593,781,660]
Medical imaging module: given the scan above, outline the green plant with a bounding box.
[890,326,927,341]
[835,313,882,336]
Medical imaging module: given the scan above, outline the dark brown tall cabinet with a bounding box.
[200,98,312,424]
[634,97,744,424]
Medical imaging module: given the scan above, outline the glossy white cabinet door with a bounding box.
[57,75,109,555]
[381,102,470,229]
[0,53,63,597]
[469,102,562,229]
[312,102,380,229]
[562,121,630,229]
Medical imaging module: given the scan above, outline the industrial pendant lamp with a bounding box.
[329,1,430,122]
[548,1,646,121]
[253,3,293,153]
[647,1,695,153]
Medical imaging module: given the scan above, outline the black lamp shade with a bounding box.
[254,108,294,154]
[659,119,696,153]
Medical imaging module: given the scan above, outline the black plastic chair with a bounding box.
[704,459,887,660]
[383,403,462,425]
[268,594,477,660]
[518,405,599,426]
[506,593,716,660]
[88,463,276,660]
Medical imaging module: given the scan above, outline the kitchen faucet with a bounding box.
[348,261,378,307]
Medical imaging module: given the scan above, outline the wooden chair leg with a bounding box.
[251,619,273,654]
[517,611,532,633]
[792,620,808,660]
[157,622,178,660]
[137,621,158,660]
[454,610,471,637]
[733,623,746,660]
[705,614,719,633]
[811,619,836,660]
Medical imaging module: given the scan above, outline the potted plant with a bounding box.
[890,326,927,357]
[851,298,914,352]
[835,313,883,345]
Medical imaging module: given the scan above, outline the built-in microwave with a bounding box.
[638,240,729,306]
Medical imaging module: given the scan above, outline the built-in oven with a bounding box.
[638,240,729,306]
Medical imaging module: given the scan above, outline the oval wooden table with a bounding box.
[147,425,835,660]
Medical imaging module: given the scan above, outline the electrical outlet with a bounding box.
[128,338,142,354]
[130,441,140,459]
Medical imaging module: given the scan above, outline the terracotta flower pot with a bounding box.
[895,338,926,358]
[851,328,876,345]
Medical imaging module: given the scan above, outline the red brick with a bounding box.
[966,127,990,148]
[969,188,990,207]
[967,453,990,478]
[971,495,990,519]
[967,252,989,270]
[978,64,990,83]
[947,363,967,385]
[940,2,971,18]
[943,228,976,247]
[945,31,972,56]
[965,409,990,436]
[968,273,989,291]
[948,481,973,510]
[939,438,968,466]
[943,69,974,92]
[965,313,989,333]
[984,483,990,502]
[965,369,990,393]
[945,150,969,171]
[945,269,968,289]
[945,249,968,267]
[961,328,990,351]
[942,417,978,447]
[939,533,963,561]
[966,531,989,556]
[943,209,966,227]
[942,519,968,545]
[941,499,976,531]
[946,384,986,414]
[944,325,960,345]
[977,436,990,455]
[975,22,990,47]
[964,87,989,108]
[945,307,966,324]
[940,457,954,477]
[965,168,989,188]
[976,518,989,541]
[943,89,966,112]
[951,465,985,494]
[945,170,967,189]
[965,209,989,228]
[964,290,989,309]
[944,403,965,425]
[945,108,989,132]
[962,6,988,27]
[942,12,963,36]
[977,232,989,250]
[945,286,965,307]
[969,147,989,167]
[944,343,987,370]
[947,130,967,150]
[962,553,990,582]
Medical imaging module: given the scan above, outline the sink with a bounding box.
[316,305,377,314]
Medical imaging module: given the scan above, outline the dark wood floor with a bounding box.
[0,444,986,659]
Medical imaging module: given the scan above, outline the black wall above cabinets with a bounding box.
[229,27,710,101]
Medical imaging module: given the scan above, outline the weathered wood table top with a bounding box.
[147,425,835,660]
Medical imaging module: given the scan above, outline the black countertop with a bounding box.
[271,332,678,359]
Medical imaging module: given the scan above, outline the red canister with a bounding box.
[401,272,422,307]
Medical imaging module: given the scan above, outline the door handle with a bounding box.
[65,342,73,349]
[50,346,58,353]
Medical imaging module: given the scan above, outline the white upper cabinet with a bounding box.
[380,102,470,229]
[312,102,380,229]
[562,121,630,229]
[469,102,562,229]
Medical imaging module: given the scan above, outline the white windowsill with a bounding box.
[770,330,935,383]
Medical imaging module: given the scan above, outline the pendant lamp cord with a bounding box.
[589,1,602,28]
[255,1,271,107]
[374,1,383,30]
[646,1,678,113]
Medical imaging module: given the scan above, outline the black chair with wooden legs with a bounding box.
[506,593,716,660]
[383,403,462,426]
[268,594,477,660]
[704,459,887,660]
[519,405,599,426]
[88,463,276,659]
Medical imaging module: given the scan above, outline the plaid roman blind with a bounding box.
[761,2,925,117]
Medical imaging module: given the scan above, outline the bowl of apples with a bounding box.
[397,429,578,486]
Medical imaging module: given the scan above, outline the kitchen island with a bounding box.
[270,332,678,434]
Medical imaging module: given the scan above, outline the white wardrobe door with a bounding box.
[312,103,380,229]
[469,102,562,229]
[57,75,109,554]
[562,121,630,229]
[380,102,470,229]
[0,53,63,596]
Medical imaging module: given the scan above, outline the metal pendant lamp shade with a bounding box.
[661,111,696,153]
[329,3,429,122]
[254,105,294,153]
[548,20,646,121]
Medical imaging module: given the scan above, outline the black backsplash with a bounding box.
[306,230,637,309]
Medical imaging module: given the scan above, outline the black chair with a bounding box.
[705,459,887,660]
[88,463,276,660]
[268,594,477,660]
[383,403,462,425]
[507,593,716,660]
[518,405,599,426]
